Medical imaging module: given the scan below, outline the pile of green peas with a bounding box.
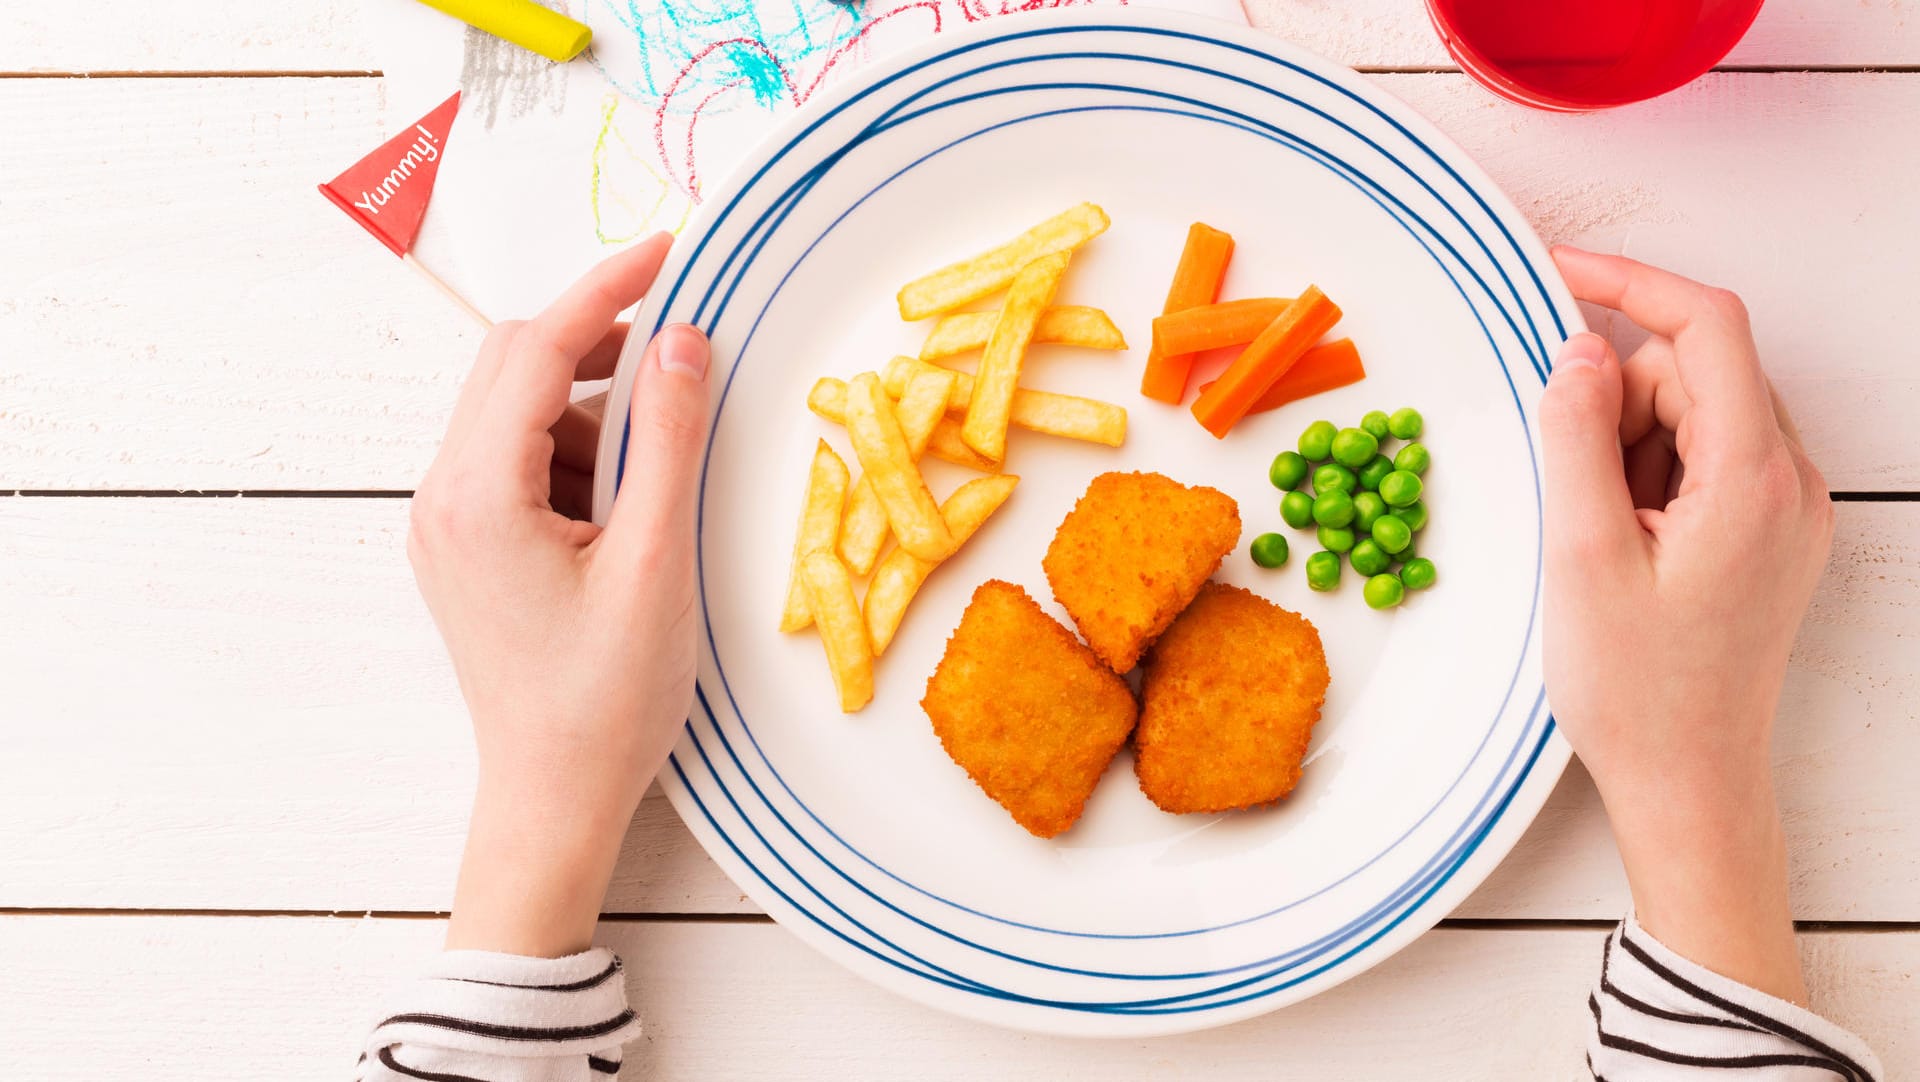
[1247,407,1437,609]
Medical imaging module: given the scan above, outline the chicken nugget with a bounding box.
[1135,582,1329,813]
[922,580,1137,838]
[1042,471,1240,673]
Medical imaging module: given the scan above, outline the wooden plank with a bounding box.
[0,1,378,74]
[5,72,1917,490]
[1,915,1913,1080]
[1249,0,1920,69]
[0,78,482,492]
[1,497,1914,918]
[5,0,1917,73]
[1377,70,1920,495]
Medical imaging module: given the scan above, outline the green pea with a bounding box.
[1317,524,1356,554]
[1357,454,1394,491]
[1250,532,1290,568]
[1305,551,1342,592]
[1388,407,1424,440]
[1379,469,1423,507]
[1401,556,1437,591]
[1396,500,1428,532]
[1350,538,1392,576]
[1298,420,1338,462]
[1364,572,1406,610]
[1312,462,1358,495]
[1393,442,1431,476]
[1352,491,1387,531]
[1370,513,1412,554]
[1269,450,1310,491]
[1360,410,1392,441]
[1330,427,1379,469]
[1311,489,1356,528]
[1280,490,1315,529]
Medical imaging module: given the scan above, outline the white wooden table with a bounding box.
[4,2,1918,1077]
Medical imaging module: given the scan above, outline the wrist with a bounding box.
[1598,773,1808,1005]
[444,772,635,956]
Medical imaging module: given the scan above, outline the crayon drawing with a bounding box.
[567,0,1114,239]
[590,92,692,243]
[385,0,1236,318]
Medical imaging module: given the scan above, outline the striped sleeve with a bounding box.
[355,947,641,1082]
[1588,914,1883,1081]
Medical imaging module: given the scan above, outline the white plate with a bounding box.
[595,9,1579,1038]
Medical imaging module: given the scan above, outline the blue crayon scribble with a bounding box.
[587,0,871,112]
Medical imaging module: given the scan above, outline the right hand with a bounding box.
[1539,247,1833,1001]
[405,236,716,957]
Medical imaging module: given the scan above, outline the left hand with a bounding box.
[1539,247,1831,1003]
[406,234,714,955]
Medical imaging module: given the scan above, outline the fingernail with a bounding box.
[656,323,708,378]
[1555,332,1606,373]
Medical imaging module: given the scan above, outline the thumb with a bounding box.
[1539,332,1642,567]
[602,322,712,559]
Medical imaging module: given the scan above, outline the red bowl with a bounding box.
[1426,0,1766,111]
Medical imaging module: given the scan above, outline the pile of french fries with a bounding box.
[780,203,1134,712]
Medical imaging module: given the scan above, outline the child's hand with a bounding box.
[1541,247,1832,1002]
[406,235,712,955]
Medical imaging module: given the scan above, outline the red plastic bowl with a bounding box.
[1426,0,1766,111]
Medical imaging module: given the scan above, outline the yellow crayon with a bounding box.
[415,0,593,63]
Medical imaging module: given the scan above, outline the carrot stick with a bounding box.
[1197,338,1366,414]
[1150,297,1294,358]
[1191,286,1343,439]
[1139,223,1233,403]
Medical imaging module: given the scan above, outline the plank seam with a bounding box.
[4,909,1916,932]
[6,490,417,499]
[0,69,382,79]
[8,491,1914,500]
[0,907,775,923]
[0,66,1916,81]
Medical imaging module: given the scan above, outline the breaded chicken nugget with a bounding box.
[1042,471,1240,673]
[922,580,1138,838]
[1135,582,1329,814]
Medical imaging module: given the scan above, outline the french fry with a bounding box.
[895,203,1109,320]
[864,475,1019,656]
[882,356,1127,449]
[798,551,873,712]
[805,378,860,425]
[923,419,1002,473]
[808,377,996,471]
[845,373,956,561]
[779,440,850,632]
[839,368,957,575]
[919,305,1126,360]
[1003,390,1127,449]
[963,251,1071,462]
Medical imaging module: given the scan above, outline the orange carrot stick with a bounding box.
[1197,338,1366,414]
[1191,286,1343,439]
[1139,223,1233,404]
[1150,297,1294,358]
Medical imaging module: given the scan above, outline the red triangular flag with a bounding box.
[319,91,462,257]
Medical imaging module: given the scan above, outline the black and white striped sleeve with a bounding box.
[1588,915,1882,1081]
[355,947,641,1082]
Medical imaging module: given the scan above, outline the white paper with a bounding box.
[366,0,1248,320]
